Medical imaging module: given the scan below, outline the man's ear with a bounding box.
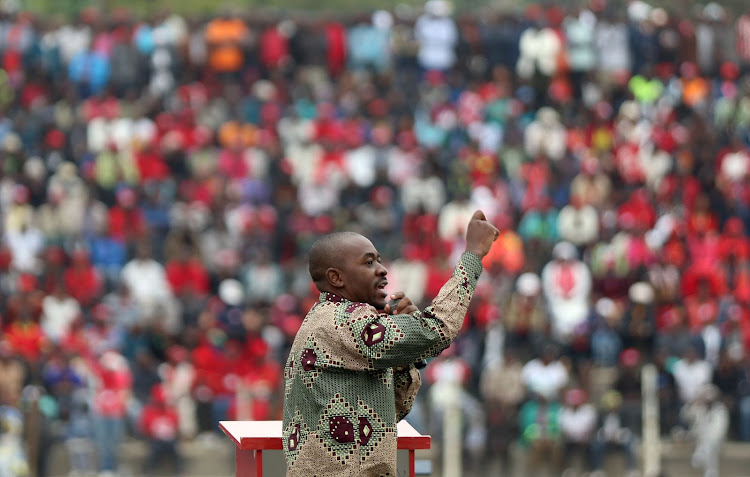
[326,267,344,289]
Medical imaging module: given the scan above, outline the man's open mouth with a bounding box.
[376,280,388,298]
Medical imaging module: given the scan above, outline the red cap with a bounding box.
[151,384,168,404]
[564,388,588,406]
[620,348,641,367]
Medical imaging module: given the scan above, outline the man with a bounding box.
[682,384,729,477]
[283,210,498,476]
[541,241,592,343]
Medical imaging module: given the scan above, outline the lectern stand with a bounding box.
[219,420,430,477]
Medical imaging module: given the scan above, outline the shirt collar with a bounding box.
[318,292,349,304]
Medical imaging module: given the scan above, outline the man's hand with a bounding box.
[386,293,426,370]
[384,292,418,315]
[465,210,499,258]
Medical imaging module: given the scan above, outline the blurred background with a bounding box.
[0,0,750,476]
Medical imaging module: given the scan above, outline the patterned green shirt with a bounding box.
[282,252,483,476]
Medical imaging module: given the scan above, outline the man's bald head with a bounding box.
[308,231,389,307]
[308,232,364,286]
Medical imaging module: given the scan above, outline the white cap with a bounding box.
[253,80,277,102]
[627,0,652,22]
[23,156,46,181]
[595,297,616,318]
[425,0,452,16]
[649,7,668,27]
[537,107,560,126]
[516,273,541,296]
[101,350,127,371]
[372,10,393,29]
[703,2,725,21]
[721,151,749,182]
[619,100,640,122]
[219,279,245,306]
[552,241,577,261]
[629,281,655,305]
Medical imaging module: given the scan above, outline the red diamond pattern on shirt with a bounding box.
[288,423,301,451]
[301,348,317,371]
[316,394,358,464]
[329,415,355,443]
[359,417,373,446]
[283,410,309,466]
[361,323,386,346]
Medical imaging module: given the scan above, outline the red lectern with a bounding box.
[219,420,431,477]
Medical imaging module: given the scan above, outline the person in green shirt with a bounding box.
[282,210,498,476]
[519,392,563,476]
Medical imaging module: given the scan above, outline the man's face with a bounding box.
[337,235,389,309]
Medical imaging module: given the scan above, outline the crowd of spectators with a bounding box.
[1,0,750,475]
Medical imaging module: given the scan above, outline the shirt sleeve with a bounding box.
[332,251,483,370]
[394,365,422,421]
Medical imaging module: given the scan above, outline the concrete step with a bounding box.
[423,440,750,477]
[48,434,235,477]
[46,436,750,477]
[660,441,750,477]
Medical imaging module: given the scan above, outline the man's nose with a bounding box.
[377,262,388,275]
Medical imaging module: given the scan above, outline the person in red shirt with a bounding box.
[165,246,210,298]
[617,188,657,231]
[200,337,244,430]
[401,213,446,262]
[92,350,131,475]
[681,259,727,300]
[685,194,720,236]
[4,309,46,363]
[108,187,146,242]
[719,218,750,281]
[190,334,229,433]
[423,255,454,303]
[59,316,92,360]
[81,92,121,121]
[657,149,702,211]
[259,21,291,73]
[135,140,170,182]
[520,155,551,213]
[325,21,347,77]
[63,249,104,309]
[4,273,45,325]
[231,340,282,421]
[684,277,721,332]
[139,384,183,476]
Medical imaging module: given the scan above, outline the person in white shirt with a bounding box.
[120,242,180,333]
[159,345,197,439]
[521,345,570,401]
[414,0,458,72]
[401,166,446,215]
[523,107,567,162]
[240,250,285,306]
[557,197,600,247]
[4,221,44,274]
[560,388,598,472]
[55,17,92,64]
[541,241,592,343]
[594,19,631,76]
[437,193,474,254]
[672,345,713,405]
[41,282,82,343]
[592,390,638,475]
[681,384,729,477]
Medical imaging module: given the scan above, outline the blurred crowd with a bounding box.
[1,0,750,475]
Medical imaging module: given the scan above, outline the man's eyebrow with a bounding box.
[362,252,380,260]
